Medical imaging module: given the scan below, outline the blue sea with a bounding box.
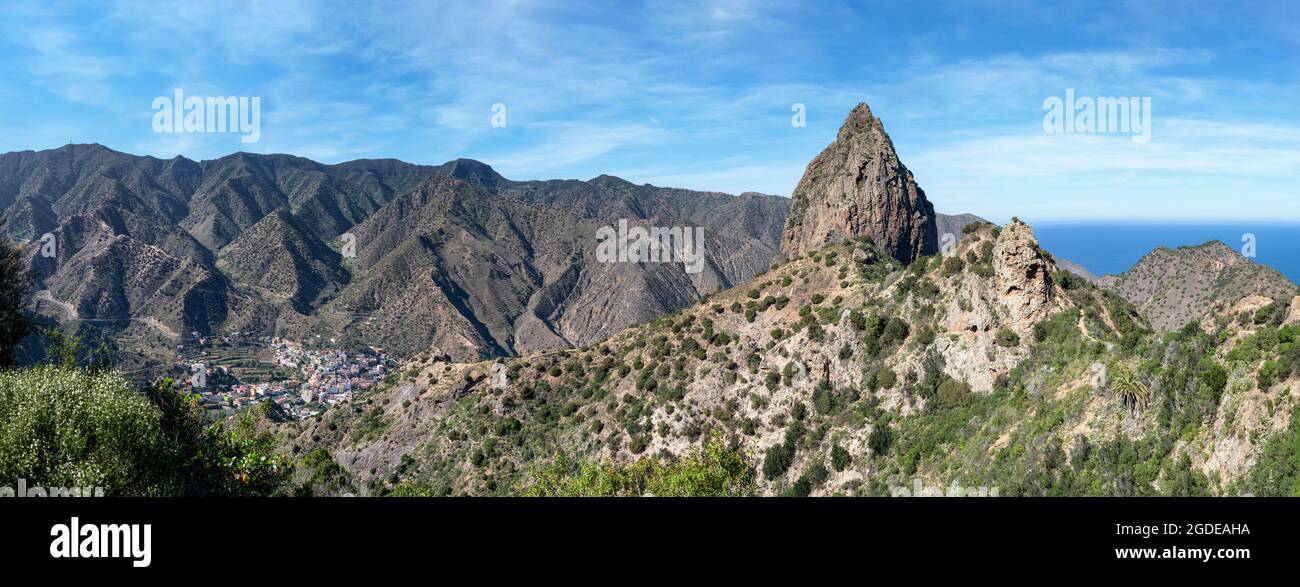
[1029,223,1300,284]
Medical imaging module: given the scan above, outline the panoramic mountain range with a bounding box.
[3,102,1297,496]
[0,145,797,369]
[0,141,1003,374]
[241,104,1300,497]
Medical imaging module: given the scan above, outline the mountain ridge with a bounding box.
[2,143,790,369]
[1099,239,1298,332]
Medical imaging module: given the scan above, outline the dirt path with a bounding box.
[34,290,180,339]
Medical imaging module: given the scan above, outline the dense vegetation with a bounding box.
[0,237,288,496]
[0,364,290,496]
[0,228,28,367]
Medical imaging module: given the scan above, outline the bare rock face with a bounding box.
[993,219,1058,327]
[1285,295,1300,326]
[781,103,938,264]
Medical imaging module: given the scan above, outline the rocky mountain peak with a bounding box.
[836,102,885,141]
[781,102,938,264]
[444,158,502,189]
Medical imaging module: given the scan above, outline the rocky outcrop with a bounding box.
[932,221,1066,391]
[1285,295,1300,326]
[993,219,1058,327]
[781,103,938,264]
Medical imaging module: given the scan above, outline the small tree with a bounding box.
[1109,364,1150,414]
[831,444,851,471]
[0,230,28,366]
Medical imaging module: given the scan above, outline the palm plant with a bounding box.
[1109,364,1150,415]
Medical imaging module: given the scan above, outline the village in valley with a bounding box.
[164,332,394,420]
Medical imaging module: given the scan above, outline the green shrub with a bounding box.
[525,434,755,496]
[876,367,897,390]
[942,256,964,277]
[868,424,893,455]
[831,445,851,471]
[762,444,794,480]
[0,366,289,496]
[935,378,971,409]
[1259,360,1280,390]
[0,366,165,495]
[1246,409,1300,496]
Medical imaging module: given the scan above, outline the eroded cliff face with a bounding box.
[781,103,938,264]
[993,219,1059,327]
[936,219,1066,391]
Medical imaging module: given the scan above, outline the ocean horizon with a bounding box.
[1027,222,1300,284]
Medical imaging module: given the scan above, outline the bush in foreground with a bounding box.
[523,435,755,496]
[0,365,289,496]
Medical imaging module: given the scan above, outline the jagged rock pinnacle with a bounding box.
[781,102,938,264]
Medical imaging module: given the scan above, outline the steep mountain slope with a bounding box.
[935,213,986,241]
[1055,258,1098,282]
[216,208,349,313]
[268,219,1299,497]
[1,144,790,366]
[782,103,938,263]
[317,169,790,358]
[1099,241,1298,332]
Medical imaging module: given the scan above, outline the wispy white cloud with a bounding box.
[0,0,1296,222]
[619,162,807,197]
[909,117,1300,220]
[481,123,672,179]
[11,25,117,107]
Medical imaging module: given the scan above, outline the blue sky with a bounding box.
[1,0,1297,222]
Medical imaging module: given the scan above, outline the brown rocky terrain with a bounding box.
[1,145,789,367]
[269,217,1298,497]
